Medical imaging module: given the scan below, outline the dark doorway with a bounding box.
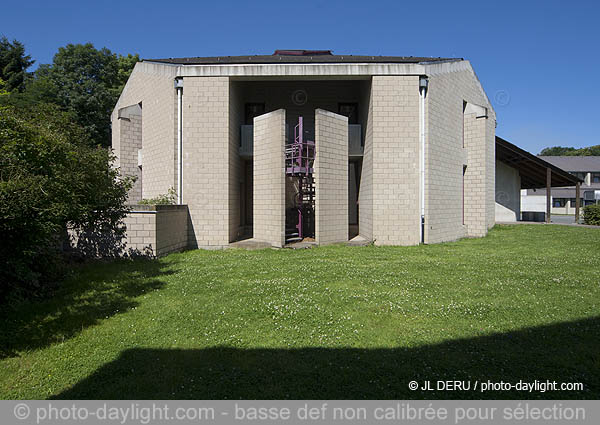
[349,159,361,239]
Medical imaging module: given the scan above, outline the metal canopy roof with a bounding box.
[495,136,582,189]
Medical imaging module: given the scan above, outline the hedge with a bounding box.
[583,204,600,226]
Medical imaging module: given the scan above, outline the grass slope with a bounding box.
[1,225,599,399]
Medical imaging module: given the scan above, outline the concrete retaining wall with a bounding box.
[124,205,189,256]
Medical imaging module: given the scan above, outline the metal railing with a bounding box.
[240,124,362,157]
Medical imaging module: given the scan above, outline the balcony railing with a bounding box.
[240,124,363,157]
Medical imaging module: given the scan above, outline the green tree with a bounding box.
[0,78,8,96]
[577,145,600,156]
[23,43,139,147]
[0,104,133,300]
[539,145,600,156]
[0,36,34,92]
[539,146,577,156]
[116,53,140,93]
[3,63,60,108]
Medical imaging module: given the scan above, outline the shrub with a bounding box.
[583,204,600,226]
[138,187,177,205]
[0,104,133,301]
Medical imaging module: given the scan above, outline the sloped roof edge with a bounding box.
[496,136,583,189]
[144,55,462,66]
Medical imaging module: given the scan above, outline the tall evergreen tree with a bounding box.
[0,36,34,92]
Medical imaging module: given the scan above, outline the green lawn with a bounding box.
[1,225,599,399]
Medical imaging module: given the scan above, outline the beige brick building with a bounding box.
[112,50,496,248]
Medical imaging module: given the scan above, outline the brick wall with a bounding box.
[118,106,142,203]
[181,77,230,248]
[154,206,190,254]
[253,109,286,247]
[69,205,188,258]
[463,112,488,236]
[112,112,121,170]
[370,76,420,246]
[112,62,178,200]
[485,116,496,230]
[314,109,349,244]
[425,65,496,243]
[123,205,188,256]
[358,80,374,240]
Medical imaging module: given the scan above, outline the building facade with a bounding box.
[112,51,496,248]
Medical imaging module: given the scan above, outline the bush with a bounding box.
[0,104,133,301]
[583,204,600,226]
[138,187,177,205]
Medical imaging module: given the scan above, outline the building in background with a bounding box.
[495,137,581,222]
[521,156,600,215]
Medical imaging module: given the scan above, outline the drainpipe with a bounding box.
[175,78,184,204]
[419,76,428,244]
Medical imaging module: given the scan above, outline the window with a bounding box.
[571,198,583,207]
[592,173,600,183]
[462,101,467,148]
[553,198,566,208]
[245,103,265,125]
[462,165,467,225]
[570,172,586,181]
[338,103,359,125]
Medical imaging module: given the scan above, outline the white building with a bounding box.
[521,156,600,216]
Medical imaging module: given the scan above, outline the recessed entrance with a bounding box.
[231,79,371,245]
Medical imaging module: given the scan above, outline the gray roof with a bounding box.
[527,184,600,198]
[144,55,462,66]
[538,156,600,172]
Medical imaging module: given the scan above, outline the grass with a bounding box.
[0,224,599,399]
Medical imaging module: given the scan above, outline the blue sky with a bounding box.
[4,0,599,153]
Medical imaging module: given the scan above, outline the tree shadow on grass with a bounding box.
[54,316,600,400]
[0,258,176,359]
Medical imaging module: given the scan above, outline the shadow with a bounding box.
[186,209,198,249]
[68,220,155,259]
[0,258,176,359]
[54,317,600,400]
